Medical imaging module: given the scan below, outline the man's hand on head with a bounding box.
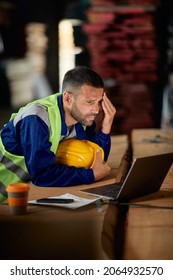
[101,92,116,134]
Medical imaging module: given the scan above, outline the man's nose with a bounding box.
[91,103,101,114]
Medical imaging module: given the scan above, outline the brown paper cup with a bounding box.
[6,183,30,215]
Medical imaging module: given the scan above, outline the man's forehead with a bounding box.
[80,92,103,101]
[78,85,103,96]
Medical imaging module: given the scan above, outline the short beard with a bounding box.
[70,103,95,126]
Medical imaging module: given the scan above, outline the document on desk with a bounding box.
[28,193,100,209]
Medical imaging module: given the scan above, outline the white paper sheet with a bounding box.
[28,193,100,209]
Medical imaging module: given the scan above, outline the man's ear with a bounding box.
[63,91,73,105]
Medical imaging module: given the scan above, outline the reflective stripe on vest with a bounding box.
[0,181,7,198]
[0,151,30,182]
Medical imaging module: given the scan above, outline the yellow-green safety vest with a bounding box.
[0,93,62,203]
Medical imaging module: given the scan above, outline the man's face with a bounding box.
[70,85,104,126]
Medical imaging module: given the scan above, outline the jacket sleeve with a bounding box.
[18,116,95,187]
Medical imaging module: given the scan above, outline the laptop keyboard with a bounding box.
[95,183,122,198]
[82,181,123,199]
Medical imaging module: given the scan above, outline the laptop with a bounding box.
[81,153,173,202]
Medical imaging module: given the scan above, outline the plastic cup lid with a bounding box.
[6,183,30,193]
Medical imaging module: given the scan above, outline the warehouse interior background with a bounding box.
[0,0,173,134]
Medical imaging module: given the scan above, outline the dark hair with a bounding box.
[61,66,104,93]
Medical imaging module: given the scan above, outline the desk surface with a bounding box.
[0,135,128,260]
[125,129,173,260]
[1,130,173,260]
[102,129,173,260]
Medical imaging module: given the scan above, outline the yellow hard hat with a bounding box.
[56,139,104,168]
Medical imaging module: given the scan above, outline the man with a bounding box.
[0,66,116,203]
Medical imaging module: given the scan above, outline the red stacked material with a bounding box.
[83,0,159,134]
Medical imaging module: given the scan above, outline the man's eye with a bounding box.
[87,100,94,104]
